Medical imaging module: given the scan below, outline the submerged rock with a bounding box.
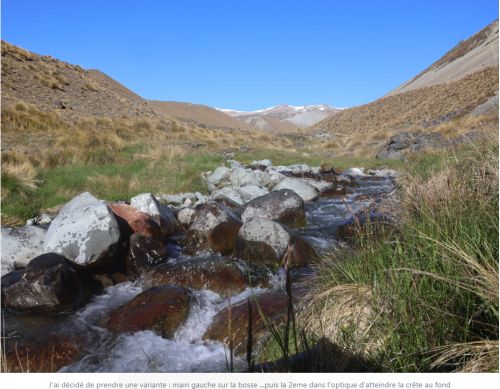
[186,202,242,255]
[273,178,319,202]
[110,203,163,242]
[106,285,190,338]
[130,193,181,238]
[241,189,306,227]
[44,192,122,267]
[1,225,47,275]
[125,233,167,277]
[203,289,289,355]
[1,253,101,312]
[3,334,86,372]
[144,258,247,297]
[235,218,315,267]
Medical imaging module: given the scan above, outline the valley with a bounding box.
[0,18,498,374]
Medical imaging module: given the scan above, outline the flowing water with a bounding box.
[3,172,396,372]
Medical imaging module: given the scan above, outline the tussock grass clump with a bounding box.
[300,132,498,372]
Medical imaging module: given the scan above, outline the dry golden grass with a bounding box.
[311,67,498,156]
[1,161,39,191]
[298,282,386,357]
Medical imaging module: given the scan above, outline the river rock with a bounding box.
[337,212,397,240]
[110,203,163,242]
[1,226,47,275]
[26,213,52,226]
[1,253,101,312]
[230,167,260,187]
[3,334,85,372]
[177,207,196,229]
[212,186,244,206]
[186,202,242,255]
[130,193,181,238]
[203,289,289,355]
[251,159,272,168]
[272,178,320,202]
[343,168,365,176]
[241,189,306,227]
[106,285,190,338]
[125,233,167,277]
[235,218,315,267]
[239,185,269,203]
[265,169,287,187]
[206,166,232,191]
[144,258,247,297]
[44,192,122,267]
[301,178,335,193]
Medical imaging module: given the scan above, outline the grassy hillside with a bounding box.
[1,41,159,119]
[308,67,498,156]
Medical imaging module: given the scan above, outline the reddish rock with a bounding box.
[106,285,190,338]
[203,289,289,355]
[144,258,247,297]
[110,203,163,242]
[3,335,84,372]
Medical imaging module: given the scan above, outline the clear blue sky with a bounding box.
[1,1,498,110]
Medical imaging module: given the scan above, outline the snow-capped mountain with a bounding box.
[217,104,342,131]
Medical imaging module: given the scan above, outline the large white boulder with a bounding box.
[44,192,121,267]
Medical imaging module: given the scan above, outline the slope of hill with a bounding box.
[1,41,159,119]
[148,100,259,132]
[389,19,498,95]
[311,66,498,154]
[219,104,341,131]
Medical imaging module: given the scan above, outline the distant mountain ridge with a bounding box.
[218,104,341,131]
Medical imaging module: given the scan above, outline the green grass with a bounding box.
[297,137,499,372]
[235,148,406,171]
[1,151,224,223]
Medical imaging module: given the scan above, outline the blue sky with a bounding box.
[1,1,498,110]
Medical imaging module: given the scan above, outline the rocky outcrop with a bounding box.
[130,193,181,237]
[376,130,448,159]
[186,202,242,255]
[44,192,122,267]
[144,258,248,297]
[235,218,315,267]
[1,253,101,312]
[125,233,167,277]
[1,225,47,275]
[241,189,306,227]
[110,203,163,242]
[273,178,319,202]
[106,286,191,338]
